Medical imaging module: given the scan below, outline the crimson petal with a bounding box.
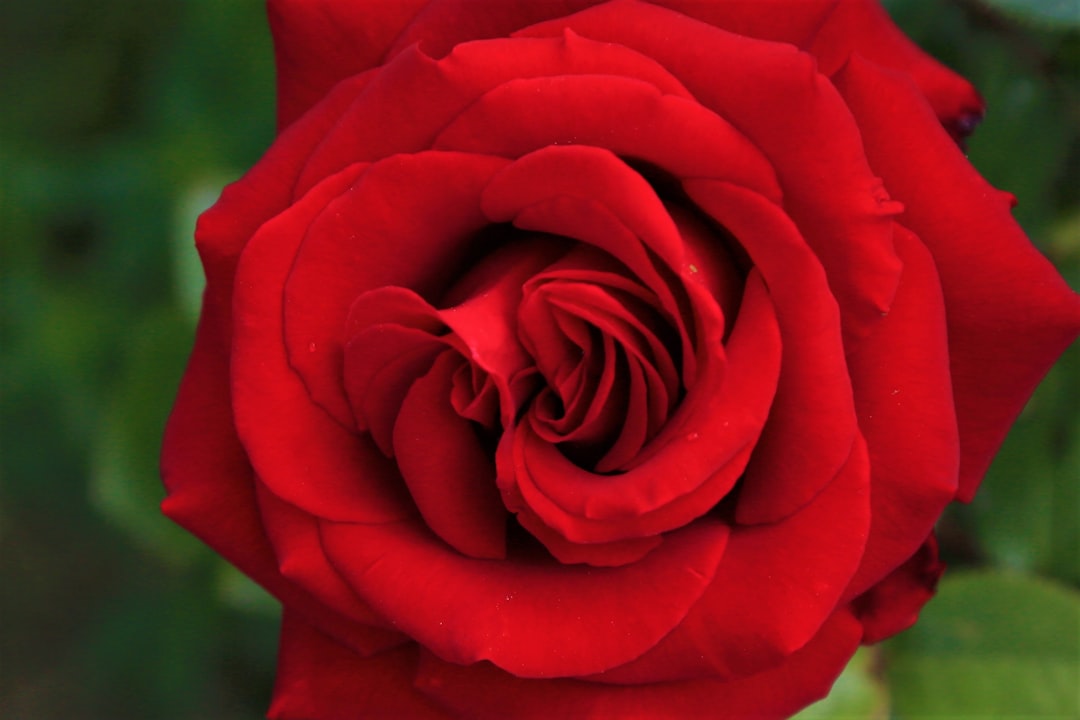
[843,225,959,597]
[504,272,779,544]
[686,180,856,525]
[835,55,1080,500]
[267,0,429,130]
[854,534,945,644]
[393,351,509,560]
[231,163,417,523]
[283,152,508,428]
[415,609,863,720]
[519,0,905,342]
[319,516,729,677]
[594,438,870,684]
[269,613,449,720]
[162,303,401,659]
[434,71,779,200]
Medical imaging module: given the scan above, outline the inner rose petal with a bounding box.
[500,272,781,546]
[685,180,857,525]
[482,145,702,380]
[393,350,509,560]
[520,278,680,473]
[344,323,447,457]
[283,152,509,430]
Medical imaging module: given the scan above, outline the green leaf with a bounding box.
[977,0,1080,29]
[794,647,890,720]
[965,43,1072,240]
[1049,210,1080,262]
[956,342,1080,583]
[885,571,1080,718]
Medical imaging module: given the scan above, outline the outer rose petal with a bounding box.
[270,613,450,720]
[834,55,1080,500]
[292,31,700,196]
[267,0,429,130]
[161,303,402,659]
[432,71,781,201]
[268,0,983,135]
[319,517,730,677]
[386,0,600,60]
[842,225,959,597]
[592,437,870,684]
[807,0,985,132]
[231,163,418,523]
[196,71,372,295]
[255,485,405,645]
[854,535,944,644]
[652,0,836,49]
[414,609,863,720]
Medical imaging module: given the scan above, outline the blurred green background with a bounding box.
[0,1,1076,718]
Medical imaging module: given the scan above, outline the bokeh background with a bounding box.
[1,1,1077,718]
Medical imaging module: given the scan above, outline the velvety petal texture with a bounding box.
[162,1,1080,719]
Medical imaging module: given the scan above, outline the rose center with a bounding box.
[516,250,683,474]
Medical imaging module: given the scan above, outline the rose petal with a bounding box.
[231,162,417,522]
[319,516,730,677]
[195,73,371,312]
[843,225,959,597]
[482,145,698,379]
[269,613,449,720]
[854,534,944,644]
[834,54,1080,500]
[345,324,447,455]
[283,151,509,428]
[523,293,621,446]
[414,608,863,720]
[343,235,566,435]
[393,351,509,560]
[515,510,664,568]
[808,0,985,131]
[386,0,600,60]
[295,30,700,195]
[519,0,905,342]
[434,71,780,200]
[162,304,400,658]
[653,0,836,48]
[267,0,429,130]
[254,484,406,650]
[523,279,678,470]
[594,437,870,684]
[685,180,856,524]
[504,272,779,544]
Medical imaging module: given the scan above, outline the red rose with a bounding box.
[161,1,1080,718]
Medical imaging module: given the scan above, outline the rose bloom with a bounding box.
[162,1,1080,718]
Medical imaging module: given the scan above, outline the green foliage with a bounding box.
[886,572,1080,717]
[0,1,278,717]
[978,0,1080,29]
